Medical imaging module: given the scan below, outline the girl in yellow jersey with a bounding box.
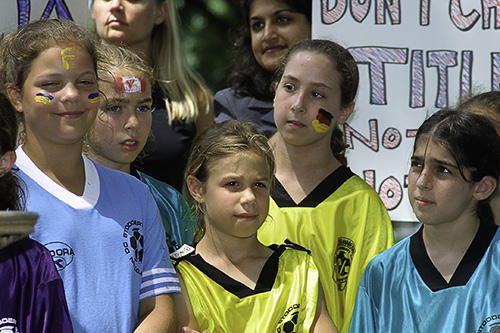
[172,120,337,332]
[257,39,394,333]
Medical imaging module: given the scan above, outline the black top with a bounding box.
[132,87,196,192]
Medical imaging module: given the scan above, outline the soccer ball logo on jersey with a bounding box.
[123,220,144,275]
[277,304,300,333]
[0,317,19,333]
[44,241,75,271]
[333,237,355,291]
[477,314,500,333]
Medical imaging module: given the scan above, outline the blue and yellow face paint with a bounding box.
[88,93,100,104]
[34,93,54,105]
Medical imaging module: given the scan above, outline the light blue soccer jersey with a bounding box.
[349,221,500,333]
[16,147,180,333]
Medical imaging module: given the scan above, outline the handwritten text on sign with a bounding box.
[314,0,500,220]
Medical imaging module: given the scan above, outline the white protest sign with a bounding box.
[313,0,499,221]
[0,0,88,34]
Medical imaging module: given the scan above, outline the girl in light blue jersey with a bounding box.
[350,109,500,332]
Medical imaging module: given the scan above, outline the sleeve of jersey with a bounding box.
[348,263,378,332]
[140,190,181,301]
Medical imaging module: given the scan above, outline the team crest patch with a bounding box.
[0,317,19,333]
[123,220,144,275]
[477,314,500,333]
[277,304,300,333]
[333,237,355,291]
[44,241,75,271]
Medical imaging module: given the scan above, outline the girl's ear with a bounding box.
[0,151,16,178]
[186,175,205,204]
[6,86,23,113]
[473,176,497,201]
[337,102,355,125]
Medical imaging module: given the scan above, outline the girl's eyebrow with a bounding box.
[282,74,333,91]
[138,97,153,104]
[411,154,458,169]
[106,97,152,104]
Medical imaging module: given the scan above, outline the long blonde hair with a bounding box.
[91,0,211,124]
[150,0,211,124]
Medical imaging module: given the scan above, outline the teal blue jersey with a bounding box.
[350,221,500,332]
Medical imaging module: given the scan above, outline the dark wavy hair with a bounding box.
[227,0,312,101]
[414,108,500,223]
[0,93,24,210]
[273,39,360,165]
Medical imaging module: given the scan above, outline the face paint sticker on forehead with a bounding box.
[61,48,76,70]
[115,77,147,94]
[312,108,334,133]
[34,93,53,105]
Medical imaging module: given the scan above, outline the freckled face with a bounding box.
[15,46,98,146]
[249,0,311,72]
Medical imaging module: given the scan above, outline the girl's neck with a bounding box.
[196,229,273,289]
[423,216,480,282]
[273,134,339,171]
[197,230,265,263]
[23,140,86,195]
[273,135,342,203]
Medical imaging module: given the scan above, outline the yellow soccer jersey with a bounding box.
[258,166,394,333]
[172,242,319,332]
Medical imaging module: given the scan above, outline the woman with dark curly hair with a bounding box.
[214,0,311,139]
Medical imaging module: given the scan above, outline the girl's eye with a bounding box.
[254,182,267,189]
[284,83,296,92]
[437,166,451,174]
[225,181,239,188]
[41,81,59,88]
[410,160,422,169]
[136,105,152,113]
[312,91,325,99]
[107,105,122,113]
[78,79,97,88]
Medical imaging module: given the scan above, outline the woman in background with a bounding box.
[214,0,311,138]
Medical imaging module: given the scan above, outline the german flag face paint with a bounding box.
[34,93,54,105]
[312,108,334,133]
[88,93,100,104]
[115,77,146,94]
